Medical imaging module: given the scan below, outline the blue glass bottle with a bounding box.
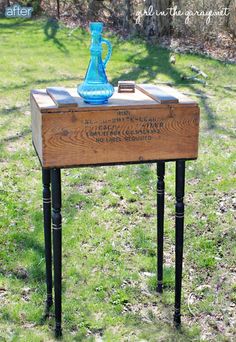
[78,22,114,104]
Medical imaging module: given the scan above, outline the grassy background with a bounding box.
[0,18,235,341]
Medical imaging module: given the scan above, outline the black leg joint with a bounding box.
[43,294,53,320]
[55,322,62,338]
[46,294,53,309]
[174,308,181,327]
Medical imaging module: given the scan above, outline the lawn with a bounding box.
[0,17,235,341]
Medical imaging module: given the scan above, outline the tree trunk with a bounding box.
[87,0,104,21]
[225,0,236,37]
[0,1,8,14]
[158,0,174,35]
[143,0,173,38]
[124,0,131,30]
[56,0,60,19]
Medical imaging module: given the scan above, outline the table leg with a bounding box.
[42,168,53,317]
[51,168,62,338]
[157,162,165,293]
[174,160,185,326]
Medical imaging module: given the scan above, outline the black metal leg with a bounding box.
[51,168,62,338]
[42,168,53,317]
[157,162,165,293]
[174,160,185,327]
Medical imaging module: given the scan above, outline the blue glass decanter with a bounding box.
[78,22,114,104]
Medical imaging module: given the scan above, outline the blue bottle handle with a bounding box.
[101,38,112,69]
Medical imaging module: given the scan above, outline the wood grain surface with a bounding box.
[136,84,179,103]
[30,93,42,162]
[31,86,200,168]
[46,87,78,108]
[31,86,197,114]
[33,107,199,167]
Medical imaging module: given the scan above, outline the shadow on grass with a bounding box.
[0,105,28,116]
[112,44,181,85]
[44,18,69,54]
[0,105,32,158]
[0,75,80,93]
[111,40,234,138]
[0,127,31,144]
[197,90,236,138]
[0,18,31,29]
[0,233,45,284]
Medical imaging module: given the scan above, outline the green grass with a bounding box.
[0,17,236,341]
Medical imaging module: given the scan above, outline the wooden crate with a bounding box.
[31,87,200,168]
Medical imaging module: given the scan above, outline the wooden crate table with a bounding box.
[30,85,200,337]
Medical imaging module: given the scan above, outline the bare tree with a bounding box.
[56,0,60,18]
[225,0,236,37]
[143,0,173,38]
